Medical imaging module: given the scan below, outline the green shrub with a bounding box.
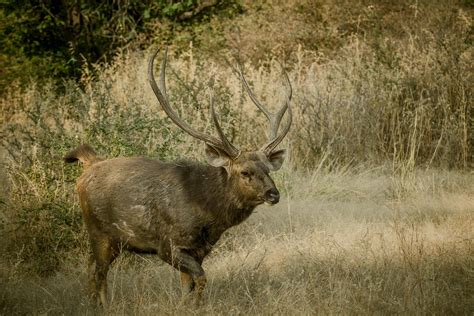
[0,0,242,92]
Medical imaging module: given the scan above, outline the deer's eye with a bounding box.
[240,171,251,178]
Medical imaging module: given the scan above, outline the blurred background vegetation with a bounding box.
[0,0,241,88]
[0,0,472,290]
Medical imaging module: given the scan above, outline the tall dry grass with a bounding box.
[1,167,472,314]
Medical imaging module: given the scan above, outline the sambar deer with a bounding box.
[64,49,292,305]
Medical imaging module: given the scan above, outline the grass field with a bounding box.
[1,166,472,315]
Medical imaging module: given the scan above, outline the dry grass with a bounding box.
[1,167,472,315]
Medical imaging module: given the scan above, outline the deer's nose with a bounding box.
[265,188,280,204]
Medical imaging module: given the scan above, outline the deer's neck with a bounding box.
[184,162,256,229]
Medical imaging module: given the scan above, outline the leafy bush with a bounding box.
[0,0,241,92]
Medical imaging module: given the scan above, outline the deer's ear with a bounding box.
[205,144,232,168]
[267,149,286,171]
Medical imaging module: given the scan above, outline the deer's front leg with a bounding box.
[180,272,195,294]
[171,249,206,300]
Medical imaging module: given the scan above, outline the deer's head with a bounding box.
[148,49,292,206]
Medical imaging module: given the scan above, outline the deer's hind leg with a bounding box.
[88,234,119,306]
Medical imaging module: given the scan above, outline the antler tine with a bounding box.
[239,62,293,154]
[209,84,241,158]
[148,48,240,158]
[237,63,272,121]
[261,67,293,154]
[261,94,292,155]
[159,48,168,95]
[268,65,292,139]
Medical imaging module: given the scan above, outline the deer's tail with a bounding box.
[64,144,101,168]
